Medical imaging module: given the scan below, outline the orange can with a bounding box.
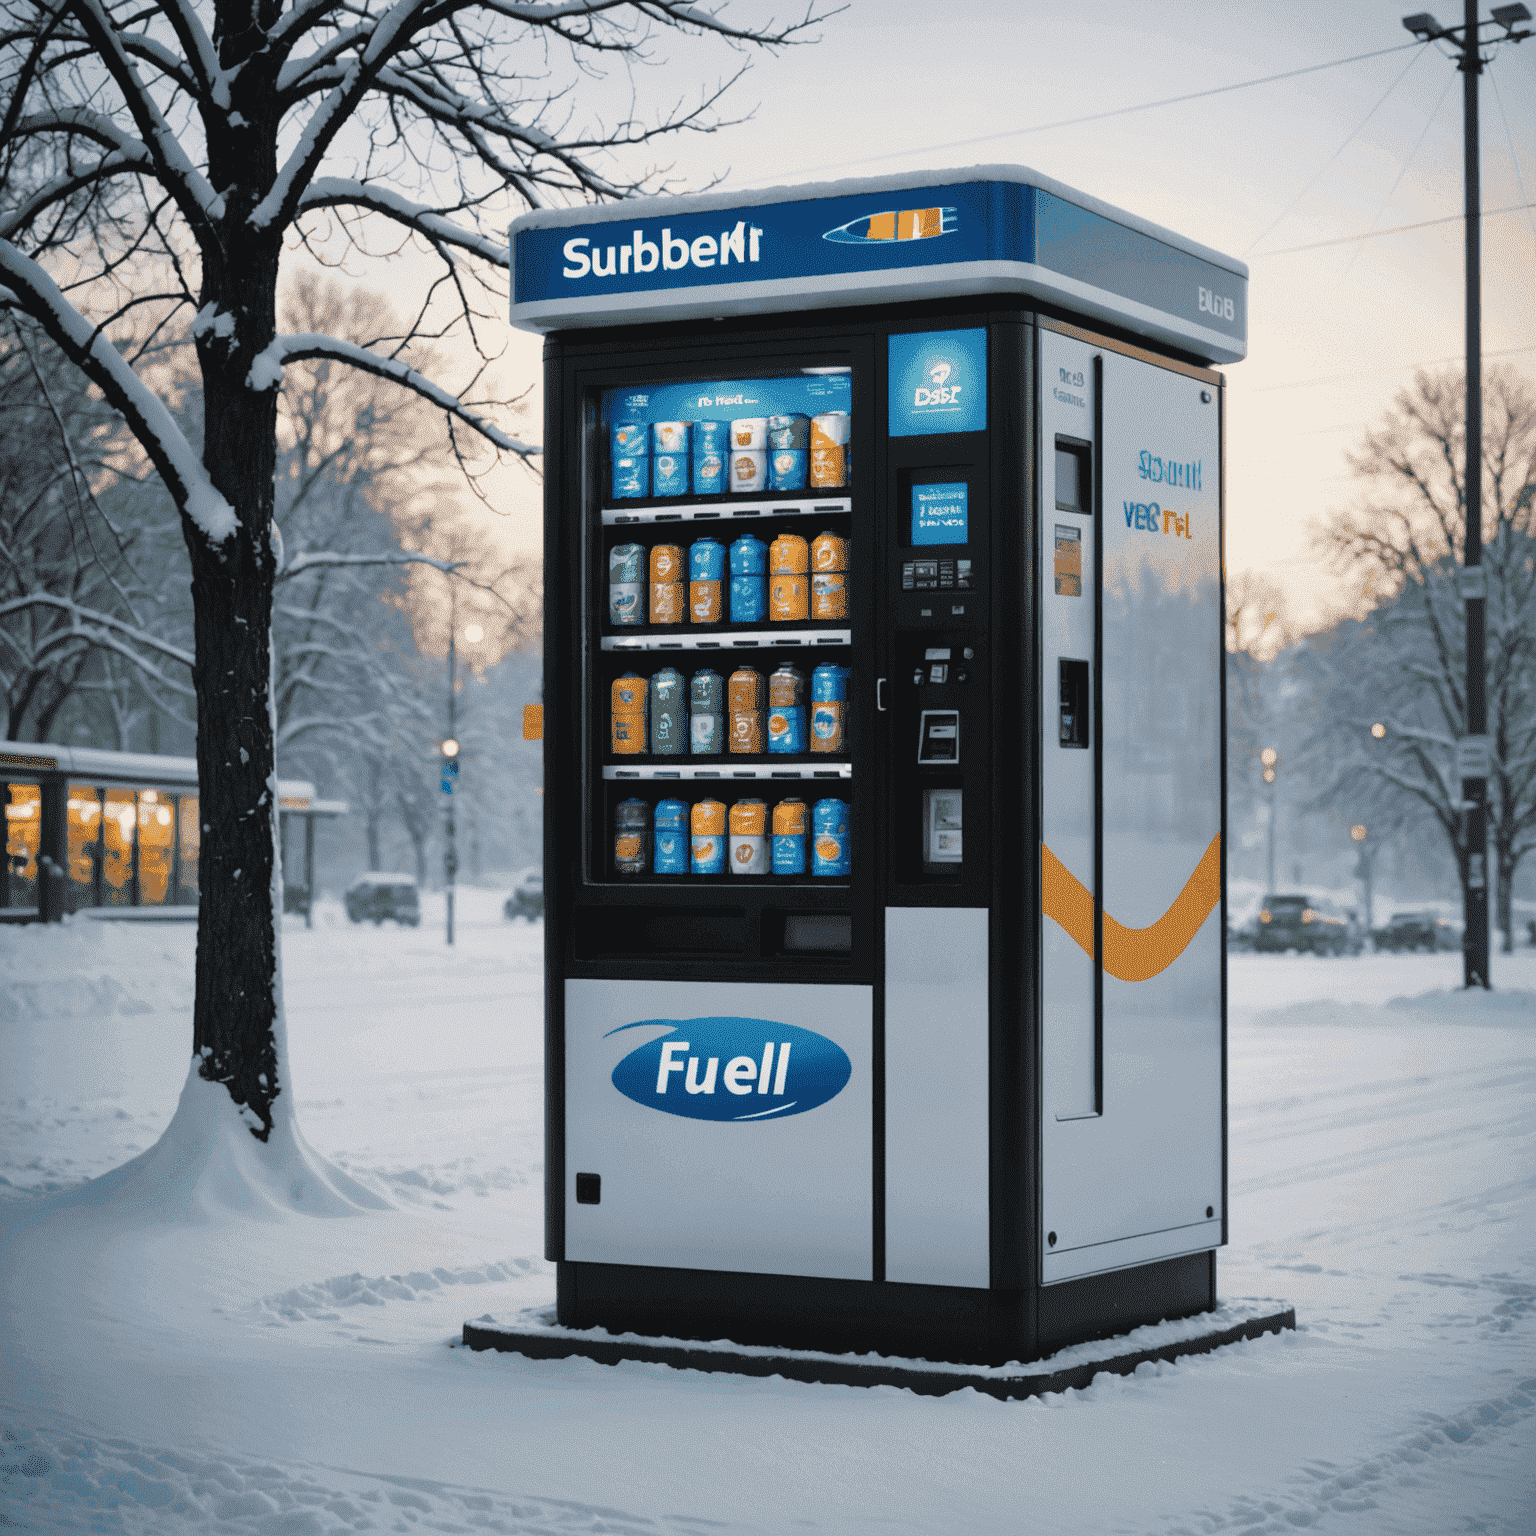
[649,544,685,626]
[810,531,846,573]
[728,666,763,754]
[611,673,648,755]
[689,580,722,624]
[769,532,809,574]
[809,413,849,489]
[728,798,767,835]
[811,571,847,620]
[690,798,727,874]
[769,574,809,623]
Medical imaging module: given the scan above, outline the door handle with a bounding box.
[876,677,888,712]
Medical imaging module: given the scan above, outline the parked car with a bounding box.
[1253,893,1359,955]
[503,868,544,922]
[1374,909,1455,953]
[344,873,421,926]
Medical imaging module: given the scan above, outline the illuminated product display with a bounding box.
[522,165,1242,1369]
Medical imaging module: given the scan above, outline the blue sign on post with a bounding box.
[888,329,987,437]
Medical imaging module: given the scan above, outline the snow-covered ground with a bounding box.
[2,895,1534,1533]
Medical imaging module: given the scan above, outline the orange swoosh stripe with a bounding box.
[1042,834,1222,982]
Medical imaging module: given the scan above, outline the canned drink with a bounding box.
[609,582,644,626]
[610,543,646,626]
[688,538,725,624]
[648,543,685,626]
[810,663,848,701]
[810,531,847,573]
[811,797,851,876]
[693,420,729,456]
[728,799,768,876]
[769,449,808,491]
[652,453,689,497]
[689,668,724,754]
[768,574,809,623]
[809,412,850,488]
[692,453,726,496]
[729,573,766,624]
[767,664,806,753]
[690,799,727,874]
[731,451,767,494]
[727,666,763,754]
[772,798,807,875]
[649,667,686,756]
[769,532,809,574]
[612,456,649,500]
[610,542,645,582]
[611,422,649,457]
[730,417,767,450]
[611,672,647,755]
[809,699,843,754]
[652,420,691,456]
[730,535,768,574]
[614,798,650,876]
[810,571,847,621]
[654,799,690,875]
[767,413,811,449]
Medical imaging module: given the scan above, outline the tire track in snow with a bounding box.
[1147,1377,1536,1534]
[0,1417,743,1534]
[237,1256,547,1326]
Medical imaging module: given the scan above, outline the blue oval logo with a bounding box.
[607,1017,851,1122]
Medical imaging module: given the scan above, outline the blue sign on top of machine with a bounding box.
[888,330,986,437]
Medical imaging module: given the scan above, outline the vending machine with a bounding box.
[512,166,1244,1365]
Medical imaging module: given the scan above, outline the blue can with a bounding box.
[811,798,851,877]
[612,456,649,500]
[810,663,848,701]
[693,454,725,495]
[689,538,726,581]
[654,799,690,875]
[730,534,767,574]
[694,420,729,456]
[652,453,689,497]
[768,448,808,491]
[689,668,723,754]
[767,706,806,754]
[611,421,649,457]
[728,574,763,624]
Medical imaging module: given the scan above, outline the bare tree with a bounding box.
[1307,367,1536,954]
[0,0,823,1156]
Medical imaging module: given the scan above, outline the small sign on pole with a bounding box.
[1455,735,1492,780]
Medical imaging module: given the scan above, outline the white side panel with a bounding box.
[1038,329,1099,1123]
[884,907,990,1289]
[565,978,872,1280]
[1039,344,1223,1280]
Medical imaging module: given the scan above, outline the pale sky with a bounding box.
[413,0,1536,631]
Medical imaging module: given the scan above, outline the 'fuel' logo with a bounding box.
[1124,501,1192,539]
[607,1017,851,1121]
[823,206,957,244]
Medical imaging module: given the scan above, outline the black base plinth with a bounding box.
[461,1296,1295,1401]
[548,1250,1219,1366]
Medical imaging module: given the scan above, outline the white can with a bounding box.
[731,450,768,493]
[652,420,690,454]
[730,417,768,450]
[730,833,767,875]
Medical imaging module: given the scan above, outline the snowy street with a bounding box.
[2,898,1534,1533]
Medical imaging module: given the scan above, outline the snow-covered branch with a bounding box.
[0,242,238,544]
[296,179,508,266]
[278,548,463,581]
[0,592,195,669]
[251,333,539,461]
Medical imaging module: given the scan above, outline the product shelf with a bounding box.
[601,495,851,527]
[601,627,851,653]
[603,761,852,781]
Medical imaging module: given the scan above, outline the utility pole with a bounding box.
[1401,3,1531,988]
[1352,824,1374,941]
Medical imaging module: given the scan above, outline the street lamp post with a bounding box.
[1400,3,1531,989]
[1351,824,1374,942]
[1261,747,1279,894]
[442,589,459,947]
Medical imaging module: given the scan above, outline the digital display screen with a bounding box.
[911,482,968,546]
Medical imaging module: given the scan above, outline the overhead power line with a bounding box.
[1247,344,1536,393]
[782,42,1422,180]
[1252,201,1536,256]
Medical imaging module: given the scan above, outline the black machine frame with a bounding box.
[541,295,1227,1365]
